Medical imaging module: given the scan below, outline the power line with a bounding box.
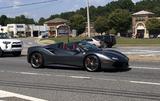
[0,0,58,10]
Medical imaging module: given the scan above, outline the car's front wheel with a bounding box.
[30,52,44,69]
[84,55,100,72]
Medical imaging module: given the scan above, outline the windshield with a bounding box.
[78,41,101,51]
[0,33,10,39]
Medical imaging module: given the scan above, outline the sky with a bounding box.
[0,0,140,21]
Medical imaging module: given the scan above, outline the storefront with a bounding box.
[132,10,154,38]
[44,18,70,37]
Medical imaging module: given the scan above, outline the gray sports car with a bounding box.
[27,41,129,72]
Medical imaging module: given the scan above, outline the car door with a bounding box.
[50,47,84,66]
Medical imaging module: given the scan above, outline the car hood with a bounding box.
[97,49,129,62]
[0,39,22,42]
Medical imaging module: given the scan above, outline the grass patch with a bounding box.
[41,36,160,46]
[117,37,160,45]
[46,36,86,43]
[39,39,55,44]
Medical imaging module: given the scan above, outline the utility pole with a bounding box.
[87,0,91,38]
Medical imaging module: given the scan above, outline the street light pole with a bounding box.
[87,0,91,38]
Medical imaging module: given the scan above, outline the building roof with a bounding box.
[44,18,68,24]
[132,10,154,16]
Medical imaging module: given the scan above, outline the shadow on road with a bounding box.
[40,65,132,73]
[102,68,132,73]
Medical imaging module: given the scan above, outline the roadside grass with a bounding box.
[41,36,86,43]
[40,36,160,46]
[117,37,160,46]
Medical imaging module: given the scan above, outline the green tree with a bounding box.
[94,16,108,34]
[38,17,46,25]
[69,14,86,35]
[14,15,35,24]
[118,0,134,11]
[134,0,160,16]
[146,18,160,34]
[106,0,134,12]
[108,9,131,35]
[0,15,8,26]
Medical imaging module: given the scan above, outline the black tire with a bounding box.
[107,45,112,48]
[13,51,21,57]
[84,55,100,72]
[30,52,44,69]
[0,48,3,57]
[103,44,107,48]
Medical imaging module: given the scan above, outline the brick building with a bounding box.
[132,10,154,38]
[44,18,70,37]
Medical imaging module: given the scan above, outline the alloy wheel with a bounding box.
[85,55,100,72]
[30,53,43,68]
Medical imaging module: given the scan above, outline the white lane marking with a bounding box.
[69,76,91,79]
[1,69,160,86]
[19,72,51,76]
[0,90,47,101]
[139,54,157,56]
[92,77,118,82]
[0,71,52,76]
[17,72,51,76]
[20,72,39,75]
[130,81,160,86]
[130,66,160,70]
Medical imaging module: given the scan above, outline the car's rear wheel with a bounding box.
[30,52,44,69]
[84,55,100,72]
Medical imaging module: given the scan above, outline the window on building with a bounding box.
[8,26,14,28]
[136,17,145,21]
[17,25,24,28]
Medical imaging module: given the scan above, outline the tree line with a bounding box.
[39,0,160,35]
[0,15,35,26]
[1,0,160,35]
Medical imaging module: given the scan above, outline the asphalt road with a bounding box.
[0,56,160,101]
[0,38,160,101]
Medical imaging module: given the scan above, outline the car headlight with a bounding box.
[3,41,11,44]
[111,57,119,60]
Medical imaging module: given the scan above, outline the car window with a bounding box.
[78,41,101,51]
[85,39,93,41]
[0,33,10,39]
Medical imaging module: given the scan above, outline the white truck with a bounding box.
[0,33,23,57]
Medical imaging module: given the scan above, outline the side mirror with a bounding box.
[75,48,81,52]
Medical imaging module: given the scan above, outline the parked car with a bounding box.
[27,41,129,72]
[0,33,23,57]
[38,31,48,39]
[157,34,160,38]
[93,35,116,48]
[83,38,101,47]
